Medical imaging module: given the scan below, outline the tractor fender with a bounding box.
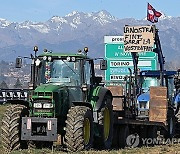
[7,100,30,109]
[72,101,93,112]
[93,87,112,112]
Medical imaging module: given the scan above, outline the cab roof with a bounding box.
[140,70,177,77]
[38,52,88,59]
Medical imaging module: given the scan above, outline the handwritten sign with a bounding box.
[124,25,155,52]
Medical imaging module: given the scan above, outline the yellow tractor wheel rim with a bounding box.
[84,118,90,145]
[104,107,110,141]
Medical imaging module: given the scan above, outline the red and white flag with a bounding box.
[147,3,162,23]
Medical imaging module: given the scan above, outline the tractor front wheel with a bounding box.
[65,106,93,152]
[1,104,28,152]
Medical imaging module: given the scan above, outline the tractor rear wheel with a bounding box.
[147,126,157,146]
[96,95,113,149]
[118,125,129,148]
[1,104,28,152]
[167,116,176,138]
[65,106,93,152]
[165,109,176,138]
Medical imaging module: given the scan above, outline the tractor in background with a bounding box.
[130,27,177,138]
[174,69,180,133]
[0,89,28,104]
[174,69,180,111]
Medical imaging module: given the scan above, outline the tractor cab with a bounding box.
[28,48,102,118]
[137,70,177,119]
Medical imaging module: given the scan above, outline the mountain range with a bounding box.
[0,10,179,68]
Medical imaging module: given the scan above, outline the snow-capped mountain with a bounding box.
[0,10,179,68]
[0,18,11,28]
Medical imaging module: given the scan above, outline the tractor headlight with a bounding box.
[48,56,52,62]
[43,103,53,108]
[43,56,47,60]
[146,101,149,109]
[71,57,76,61]
[33,103,42,108]
[138,101,149,109]
[67,56,71,61]
[139,102,146,109]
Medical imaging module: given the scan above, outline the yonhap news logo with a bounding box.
[126,134,180,148]
[126,134,140,148]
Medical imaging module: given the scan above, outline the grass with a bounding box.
[0,105,180,154]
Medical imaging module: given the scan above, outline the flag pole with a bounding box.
[147,2,149,23]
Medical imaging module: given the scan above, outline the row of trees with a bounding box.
[0,78,23,89]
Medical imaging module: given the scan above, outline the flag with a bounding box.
[147,3,162,23]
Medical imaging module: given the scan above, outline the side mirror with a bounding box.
[100,60,107,70]
[95,76,102,85]
[15,57,22,68]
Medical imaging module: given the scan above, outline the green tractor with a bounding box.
[1,47,113,152]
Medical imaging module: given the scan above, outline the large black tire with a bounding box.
[112,125,119,149]
[147,126,157,146]
[1,104,28,152]
[65,106,93,152]
[95,95,113,149]
[165,109,176,138]
[118,125,129,148]
[147,126,157,139]
[167,116,176,138]
[175,106,180,122]
[138,126,147,146]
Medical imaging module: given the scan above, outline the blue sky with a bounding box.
[0,0,180,22]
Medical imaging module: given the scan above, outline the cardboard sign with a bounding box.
[124,25,155,52]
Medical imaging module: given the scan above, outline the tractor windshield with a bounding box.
[140,77,160,92]
[38,59,81,86]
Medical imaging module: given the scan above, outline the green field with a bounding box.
[0,105,180,154]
